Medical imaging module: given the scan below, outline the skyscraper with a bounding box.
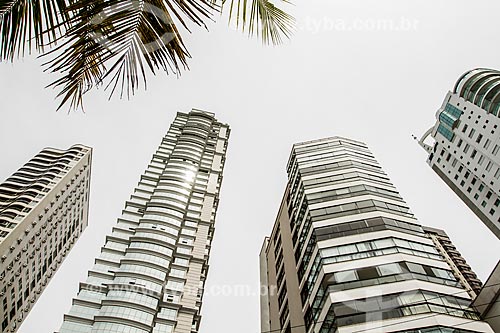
[0,145,92,333]
[57,109,229,333]
[418,68,500,331]
[418,68,500,239]
[260,137,493,333]
[422,226,482,298]
[472,262,500,331]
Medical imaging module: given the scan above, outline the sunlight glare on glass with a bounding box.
[182,170,196,182]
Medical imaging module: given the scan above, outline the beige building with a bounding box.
[57,109,229,333]
[422,226,483,298]
[0,145,92,332]
[261,137,493,333]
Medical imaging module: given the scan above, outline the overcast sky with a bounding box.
[1,0,500,332]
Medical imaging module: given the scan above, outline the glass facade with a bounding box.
[437,104,463,142]
[57,110,229,333]
[261,137,493,333]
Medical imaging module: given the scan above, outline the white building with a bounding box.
[418,68,500,331]
[0,145,92,332]
[419,68,500,239]
[261,137,493,333]
[57,109,229,333]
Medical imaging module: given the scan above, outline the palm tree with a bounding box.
[0,0,294,110]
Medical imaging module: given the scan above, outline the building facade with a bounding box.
[418,68,500,332]
[0,145,92,332]
[418,68,500,239]
[57,109,229,333]
[422,226,482,298]
[472,261,500,332]
[260,137,493,333]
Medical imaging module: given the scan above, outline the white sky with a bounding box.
[1,0,500,332]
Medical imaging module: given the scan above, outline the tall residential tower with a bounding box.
[260,137,493,333]
[418,68,500,331]
[57,109,229,333]
[418,68,500,239]
[422,226,482,298]
[0,145,92,332]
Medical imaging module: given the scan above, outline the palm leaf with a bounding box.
[43,0,109,110]
[0,0,68,61]
[227,0,294,45]
[1,0,293,110]
[46,0,215,110]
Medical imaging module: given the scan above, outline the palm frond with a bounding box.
[227,0,294,45]
[46,0,215,110]
[1,0,293,110]
[0,0,68,61]
[43,0,109,110]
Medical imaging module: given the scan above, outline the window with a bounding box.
[479,184,484,192]
[457,139,463,147]
[462,124,468,133]
[484,139,491,149]
[474,194,479,200]
[463,144,470,153]
[378,263,403,276]
[481,201,487,207]
[335,270,358,283]
[468,128,475,138]
[490,208,495,215]
[487,191,492,199]
[431,268,454,280]
[495,168,500,179]
[407,263,426,275]
[166,280,185,291]
[471,149,477,159]
[493,145,500,156]
[476,134,483,143]
[472,178,477,185]
[495,199,500,207]
[464,171,470,179]
[478,155,485,165]
[487,161,493,172]
[357,267,379,280]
